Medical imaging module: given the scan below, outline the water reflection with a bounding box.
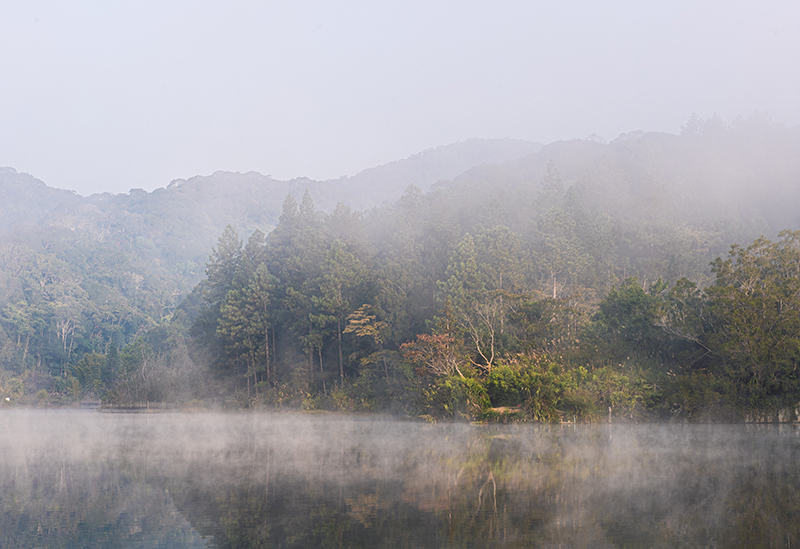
[1,411,799,547]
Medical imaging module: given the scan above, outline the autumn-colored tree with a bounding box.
[401,333,463,378]
[345,304,390,377]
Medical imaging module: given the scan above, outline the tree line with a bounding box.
[2,114,799,420]
[5,170,799,421]
[165,181,800,421]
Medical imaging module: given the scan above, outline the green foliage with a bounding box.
[182,205,800,421]
[483,359,576,423]
[595,277,666,353]
[559,387,602,422]
[706,230,800,412]
[582,366,655,421]
[0,375,24,402]
[663,372,740,421]
[485,364,527,407]
[4,123,800,418]
[71,352,106,395]
[510,296,579,356]
[421,375,490,421]
[217,263,277,393]
[205,225,243,305]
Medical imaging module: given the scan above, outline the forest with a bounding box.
[1,113,799,422]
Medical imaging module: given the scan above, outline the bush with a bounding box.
[485,358,574,423]
[664,371,741,421]
[560,387,602,422]
[485,364,525,407]
[421,375,489,420]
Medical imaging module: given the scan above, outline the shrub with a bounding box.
[421,375,489,420]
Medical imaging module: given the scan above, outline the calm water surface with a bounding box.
[1,410,799,548]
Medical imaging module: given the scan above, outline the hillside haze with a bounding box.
[0,138,542,368]
[1,118,800,417]
[0,138,541,278]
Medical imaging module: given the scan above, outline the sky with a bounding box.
[1,1,799,196]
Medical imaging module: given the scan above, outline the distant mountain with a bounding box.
[440,124,800,238]
[0,168,81,232]
[401,121,800,293]
[0,138,541,283]
[313,138,542,210]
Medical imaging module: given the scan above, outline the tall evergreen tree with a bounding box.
[205,225,243,306]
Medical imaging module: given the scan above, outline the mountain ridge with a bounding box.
[0,137,542,287]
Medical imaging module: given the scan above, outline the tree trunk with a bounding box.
[319,346,326,395]
[337,318,344,384]
[272,326,277,385]
[22,335,29,367]
[499,272,504,334]
[254,366,258,397]
[265,327,270,387]
[308,325,314,388]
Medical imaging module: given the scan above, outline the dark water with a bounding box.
[1,411,799,548]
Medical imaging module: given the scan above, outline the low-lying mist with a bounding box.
[2,411,799,547]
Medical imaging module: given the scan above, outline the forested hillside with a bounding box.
[0,139,535,397]
[2,115,800,421]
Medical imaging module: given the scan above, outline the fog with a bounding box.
[1,1,798,195]
[2,410,800,546]
[2,3,800,545]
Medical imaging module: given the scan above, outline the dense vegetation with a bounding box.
[0,139,535,403]
[2,114,799,421]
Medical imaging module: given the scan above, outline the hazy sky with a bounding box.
[2,1,798,196]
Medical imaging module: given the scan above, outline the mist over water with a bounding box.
[2,411,799,547]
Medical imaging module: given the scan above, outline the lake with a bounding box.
[1,410,798,547]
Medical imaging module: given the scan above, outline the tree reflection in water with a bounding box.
[1,411,799,548]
